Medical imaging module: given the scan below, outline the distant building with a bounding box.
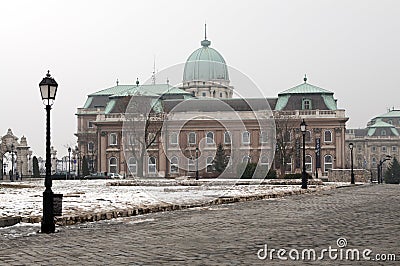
[75,34,348,178]
[346,109,400,173]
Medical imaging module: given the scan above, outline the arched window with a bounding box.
[357,157,363,169]
[226,155,232,167]
[188,157,195,171]
[148,156,156,174]
[261,156,269,169]
[372,157,377,167]
[170,133,178,145]
[381,129,387,136]
[242,155,251,164]
[284,131,291,142]
[305,155,312,172]
[206,132,214,144]
[88,142,94,152]
[224,131,231,144]
[128,157,137,174]
[324,130,332,142]
[188,132,196,145]
[109,133,117,146]
[242,131,250,144]
[305,131,312,143]
[109,157,117,174]
[324,155,333,173]
[170,156,178,173]
[285,156,292,173]
[206,156,214,172]
[260,131,268,144]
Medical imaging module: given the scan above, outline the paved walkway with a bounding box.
[0,184,399,265]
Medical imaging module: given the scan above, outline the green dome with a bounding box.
[183,38,229,82]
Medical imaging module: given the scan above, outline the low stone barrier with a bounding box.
[0,216,21,227]
[108,179,324,187]
[33,185,335,226]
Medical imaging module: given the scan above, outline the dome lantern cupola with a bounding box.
[181,25,233,98]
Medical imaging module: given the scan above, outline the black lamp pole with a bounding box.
[39,70,58,234]
[68,147,71,179]
[11,143,14,182]
[195,147,199,180]
[349,143,355,184]
[378,155,392,184]
[300,119,307,189]
[75,147,80,178]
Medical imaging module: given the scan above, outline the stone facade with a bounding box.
[346,109,400,177]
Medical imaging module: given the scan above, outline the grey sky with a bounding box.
[1,0,399,157]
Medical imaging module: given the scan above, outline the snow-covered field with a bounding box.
[0,179,338,220]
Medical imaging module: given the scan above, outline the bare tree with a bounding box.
[274,112,301,177]
[121,95,164,177]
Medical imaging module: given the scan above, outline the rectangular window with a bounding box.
[188,132,196,145]
[224,131,231,144]
[372,146,376,152]
[188,158,195,172]
[392,146,397,152]
[302,99,312,110]
[109,133,117,146]
[242,131,250,144]
[260,131,268,144]
[88,121,94,128]
[382,146,387,152]
[170,133,178,145]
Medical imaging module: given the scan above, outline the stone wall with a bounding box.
[328,169,371,183]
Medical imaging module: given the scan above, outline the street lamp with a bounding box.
[11,143,14,182]
[195,147,199,180]
[378,155,392,184]
[300,119,307,189]
[349,143,355,184]
[39,70,58,233]
[68,147,71,179]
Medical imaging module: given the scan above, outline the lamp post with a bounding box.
[195,147,199,180]
[68,147,71,179]
[39,70,58,233]
[349,143,355,184]
[378,155,392,184]
[75,147,80,179]
[11,143,14,182]
[300,119,307,189]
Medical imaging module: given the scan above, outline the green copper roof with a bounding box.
[321,94,338,110]
[104,99,116,114]
[279,81,333,95]
[111,84,189,98]
[369,119,395,128]
[275,94,290,111]
[183,38,229,82]
[83,97,93,108]
[367,119,399,136]
[89,85,133,96]
[90,84,189,98]
[370,119,392,128]
[376,109,400,118]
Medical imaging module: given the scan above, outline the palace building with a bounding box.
[346,109,400,174]
[75,34,348,178]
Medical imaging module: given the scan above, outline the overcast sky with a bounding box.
[1,0,399,157]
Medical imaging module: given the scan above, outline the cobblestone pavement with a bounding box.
[0,184,399,265]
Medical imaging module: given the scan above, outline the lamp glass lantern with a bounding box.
[300,119,307,132]
[349,142,354,150]
[39,71,58,103]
